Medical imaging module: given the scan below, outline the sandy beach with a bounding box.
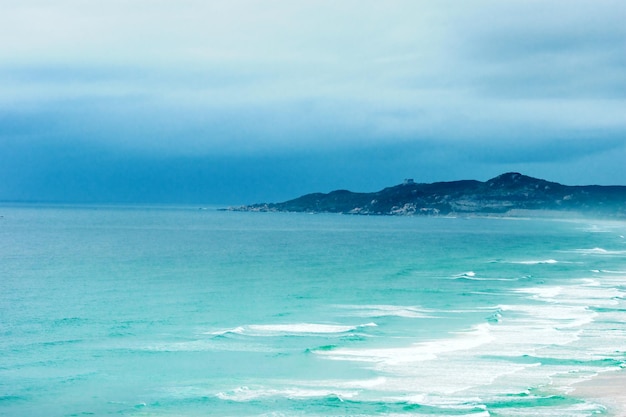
[572,371,626,416]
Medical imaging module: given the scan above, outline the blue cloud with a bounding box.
[1,1,625,202]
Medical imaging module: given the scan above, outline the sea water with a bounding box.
[1,205,625,416]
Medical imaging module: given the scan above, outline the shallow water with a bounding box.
[1,205,625,416]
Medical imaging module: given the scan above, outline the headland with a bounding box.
[229,172,626,218]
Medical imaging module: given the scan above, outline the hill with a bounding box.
[230,173,626,217]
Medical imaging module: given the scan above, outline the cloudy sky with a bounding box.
[1,0,625,204]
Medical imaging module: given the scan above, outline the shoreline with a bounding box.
[572,370,626,416]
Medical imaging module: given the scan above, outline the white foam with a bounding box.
[209,326,245,336]
[312,276,625,405]
[573,247,626,255]
[297,376,388,390]
[249,323,357,334]
[316,323,494,365]
[209,322,376,336]
[515,286,563,299]
[516,283,622,307]
[453,276,519,282]
[583,247,609,254]
[216,386,359,402]
[300,277,625,411]
[338,376,387,389]
[514,259,559,265]
[338,304,434,318]
[216,276,625,409]
[486,279,626,361]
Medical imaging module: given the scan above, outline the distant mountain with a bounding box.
[230,173,626,217]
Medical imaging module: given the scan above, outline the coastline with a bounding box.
[572,370,626,416]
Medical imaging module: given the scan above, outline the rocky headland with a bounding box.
[230,173,626,218]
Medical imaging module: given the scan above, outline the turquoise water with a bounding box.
[1,205,626,416]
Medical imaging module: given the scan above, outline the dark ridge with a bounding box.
[229,173,626,218]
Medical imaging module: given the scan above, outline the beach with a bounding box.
[573,371,626,416]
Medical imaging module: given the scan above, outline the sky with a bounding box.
[1,0,625,204]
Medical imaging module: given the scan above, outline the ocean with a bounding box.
[1,205,625,416]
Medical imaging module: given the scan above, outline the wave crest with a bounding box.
[208,322,377,337]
